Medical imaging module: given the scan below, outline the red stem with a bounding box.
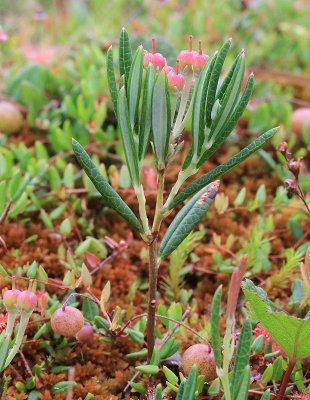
[275,359,295,400]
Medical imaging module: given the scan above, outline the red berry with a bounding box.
[76,325,94,344]
[17,291,38,312]
[182,344,217,382]
[177,35,198,71]
[143,38,166,71]
[3,289,21,311]
[51,306,84,337]
[193,41,209,72]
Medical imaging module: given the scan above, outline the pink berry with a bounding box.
[193,41,209,72]
[143,38,166,71]
[76,325,94,344]
[177,35,198,71]
[51,306,84,337]
[3,289,21,311]
[17,291,38,312]
[182,344,217,382]
[167,60,185,91]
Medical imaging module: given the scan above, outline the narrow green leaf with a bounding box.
[210,285,222,368]
[235,365,251,400]
[127,46,144,130]
[176,380,185,400]
[208,51,245,142]
[155,384,163,400]
[72,139,143,233]
[118,87,140,185]
[106,46,118,116]
[191,53,217,156]
[197,73,254,168]
[152,71,171,169]
[119,28,132,85]
[260,389,271,400]
[159,181,219,260]
[139,64,155,161]
[205,39,232,128]
[231,319,252,400]
[182,366,198,400]
[171,127,278,208]
[242,279,310,360]
[163,366,179,385]
[136,364,159,375]
[129,382,146,395]
[215,52,241,102]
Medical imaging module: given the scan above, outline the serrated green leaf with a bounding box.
[118,87,140,185]
[139,64,155,161]
[242,280,310,360]
[106,46,118,116]
[72,139,143,233]
[127,46,144,130]
[152,71,171,169]
[210,285,222,368]
[231,319,252,400]
[205,39,232,128]
[197,73,254,168]
[171,127,277,208]
[159,181,219,260]
[119,28,132,85]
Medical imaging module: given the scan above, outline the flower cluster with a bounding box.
[143,36,209,91]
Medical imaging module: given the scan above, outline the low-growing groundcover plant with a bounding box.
[72,28,277,363]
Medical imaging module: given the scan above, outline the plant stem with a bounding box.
[152,170,164,232]
[275,359,296,400]
[4,312,31,369]
[146,237,158,362]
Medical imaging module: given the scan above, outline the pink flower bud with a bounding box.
[163,65,174,75]
[51,306,84,337]
[167,60,185,91]
[143,38,166,71]
[177,35,198,71]
[76,325,94,344]
[17,291,38,312]
[193,41,209,72]
[3,289,21,311]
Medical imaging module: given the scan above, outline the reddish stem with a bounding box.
[275,359,295,400]
[151,38,156,54]
[188,35,193,51]
[198,40,202,55]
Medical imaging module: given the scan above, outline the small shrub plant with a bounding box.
[72,28,277,360]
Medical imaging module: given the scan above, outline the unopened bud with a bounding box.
[288,159,302,178]
[3,289,21,311]
[277,141,288,156]
[284,178,299,196]
[17,291,37,312]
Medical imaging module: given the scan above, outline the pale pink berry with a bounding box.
[193,41,209,72]
[182,344,217,382]
[17,291,38,312]
[167,60,185,91]
[177,35,198,71]
[3,289,21,311]
[143,38,166,71]
[51,306,84,337]
[76,325,94,344]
